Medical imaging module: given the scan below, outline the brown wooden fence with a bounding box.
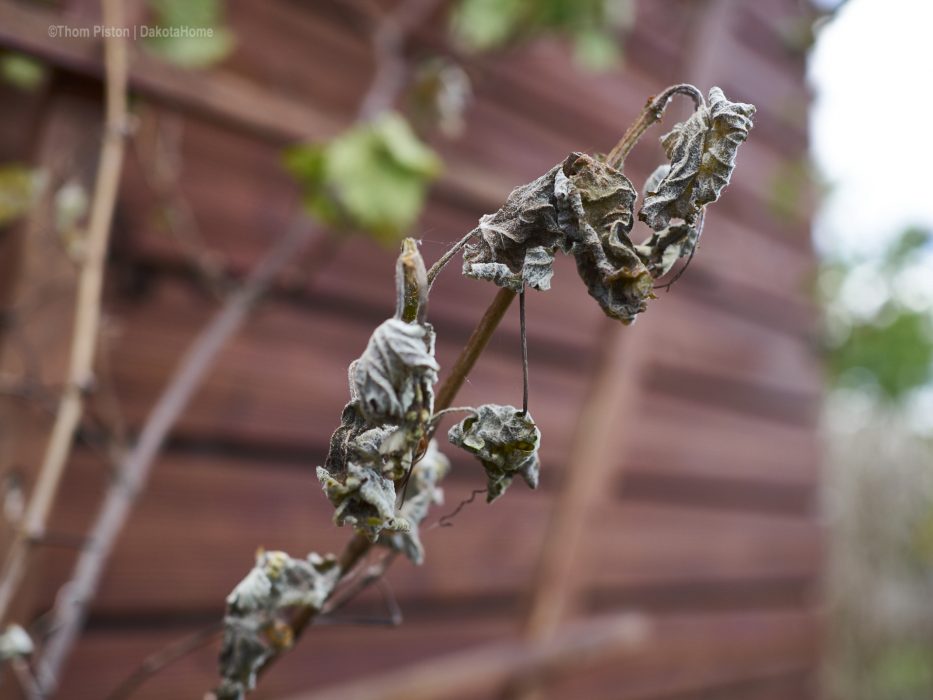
[0,0,821,697]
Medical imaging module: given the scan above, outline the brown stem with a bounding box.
[0,0,129,629]
[605,83,704,168]
[254,284,517,689]
[434,287,517,413]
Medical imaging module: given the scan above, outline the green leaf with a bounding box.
[286,113,442,244]
[828,308,933,401]
[451,0,631,70]
[451,0,525,51]
[572,30,620,71]
[145,0,234,68]
[0,165,44,227]
[0,53,46,92]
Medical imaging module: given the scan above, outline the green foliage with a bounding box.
[450,0,633,70]
[285,113,441,244]
[823,228,933,401]
[145,0,234,68]
[0,164,44,227]
[0,52,46,92]
[829,309,933,400]
[869,644,933,700]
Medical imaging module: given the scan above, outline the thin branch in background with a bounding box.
[0,0,130,628]
[355,0,447,121]
[104,623,224,700]
[10,656,43,700]
[132,109,231,299]
[35,218,322,694]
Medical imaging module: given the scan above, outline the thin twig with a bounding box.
[605,83,704,168]
[435,488,487,528]
[35,219,321,694]
[425,229,477,287]
[10,656,43,700]
[0,0,130,627]
[356,0,447,120]
[434,287,517,414]
[104,623,224,700]
[519,288,528,416]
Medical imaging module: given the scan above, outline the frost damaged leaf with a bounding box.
[448,405,540,503]
[353,319,439,428]
[0,624,33,662]
[461,152,655,322]
[380,440,451,564]
[640,87,755,230]
[635,223,697,278]
[556,153,653,323]
[217,551,340,700]
[316,463,410,541]
[462,163,565,292]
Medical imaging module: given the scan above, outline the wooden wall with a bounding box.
[0,0,822,697]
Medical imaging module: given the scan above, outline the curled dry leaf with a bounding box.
[462,153,654,323]
[640,86,755,230]
[448,404,541,503]
[462,162,566,292]
[556,153,653,323]
[318,241,439,539]
[317,462,410,541]
[0,624,33,662]
[379,439,451,564]
[635,223,698,278]
[352,318,439,428]
[217,551,340,700]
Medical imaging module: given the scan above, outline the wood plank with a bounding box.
[551,610,818,700]
[41,452,820,615]
[58,610,818,700]
[623,393,821,485]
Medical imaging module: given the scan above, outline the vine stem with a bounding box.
[605,83,704,168]
[252,285,517,688]
[0,0,129,628]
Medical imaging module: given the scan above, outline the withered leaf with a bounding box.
[448,404,540,503]
[379,439,451,564]
[462,163,566,292]
[0,624,32,662]
[462,153,654,323]
[640,87,755,230]
[316,463,410,541]
[217,551,340,699]
[556,153,654,323]
[352,318,439,428]
[635,223,698,278]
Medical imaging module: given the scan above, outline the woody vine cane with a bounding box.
[214,84,756,699]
